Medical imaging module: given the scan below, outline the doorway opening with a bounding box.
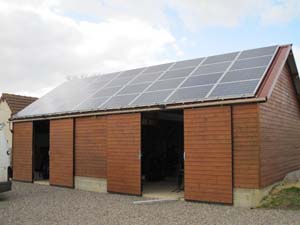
[141,110,184,199]
[33,120,50,184]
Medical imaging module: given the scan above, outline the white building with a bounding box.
[0,93,37,149]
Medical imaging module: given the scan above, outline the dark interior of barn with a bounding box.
[141,110,184,198]
[33,120,50,181]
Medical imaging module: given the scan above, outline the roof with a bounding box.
[13,44,299,121]
[0,93,38,115]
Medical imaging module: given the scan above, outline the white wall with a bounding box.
[0,100,12,148]
[0,124,10,181]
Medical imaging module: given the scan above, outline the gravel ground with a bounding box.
[0,182,300,225]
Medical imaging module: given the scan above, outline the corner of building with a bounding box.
[233,182,280,207]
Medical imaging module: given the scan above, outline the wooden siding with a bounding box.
[75,116,107,178]
[12,122,33,182]
[257,45,291,98]
[232,104,260,188]
[184,106,232,204]
[259,64,300,187]
[50,119,74,187]
[107,113,141,195]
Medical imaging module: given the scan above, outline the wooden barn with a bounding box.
[11,44,300,207]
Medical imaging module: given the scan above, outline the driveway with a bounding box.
[0,182,299,225]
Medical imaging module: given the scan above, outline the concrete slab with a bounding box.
[142,179,183,200]
[133,199,177,204]
[75,176,107,193]
[34,180,49,186]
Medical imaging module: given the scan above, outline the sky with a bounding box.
[0,0,299,97]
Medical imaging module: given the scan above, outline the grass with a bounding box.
[259,187,300,210]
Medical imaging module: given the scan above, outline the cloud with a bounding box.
[0,1,178,97]
[168,0,266,30]
[46,0,300,29]
[0,0,299,97]
[169,0,295,29]
[261,0,300,24]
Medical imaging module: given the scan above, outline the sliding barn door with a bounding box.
[107,113,141,195]
[184,106,233,204]
[50,118,74,188]
[13,122,33,182]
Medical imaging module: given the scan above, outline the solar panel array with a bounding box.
[16,45,278,118]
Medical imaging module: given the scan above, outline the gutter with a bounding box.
[11,97,266,122]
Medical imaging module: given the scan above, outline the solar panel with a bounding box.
[143,63,172,74]
[92,86,121,98]
[168,85,213,102]
[203,52,238,65]
[209,80,260,98]
[118,83,150,95]
[147,78,184,92]
[19,77,97,116]
[192,62,231,76]
[131,90,173,106]
[75,97,108,111]
[238,45,277,59]
[102,94,138,109]
[171,58,204,70]
[231,55,273,70]
[15,45,279,118]
[131,72,162,84]
[221,67,266,82]
[87,79,111,91]
[106,77,132,87]
[181,73,222,87]
[119,68,144,78]
[159,67,195,80]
